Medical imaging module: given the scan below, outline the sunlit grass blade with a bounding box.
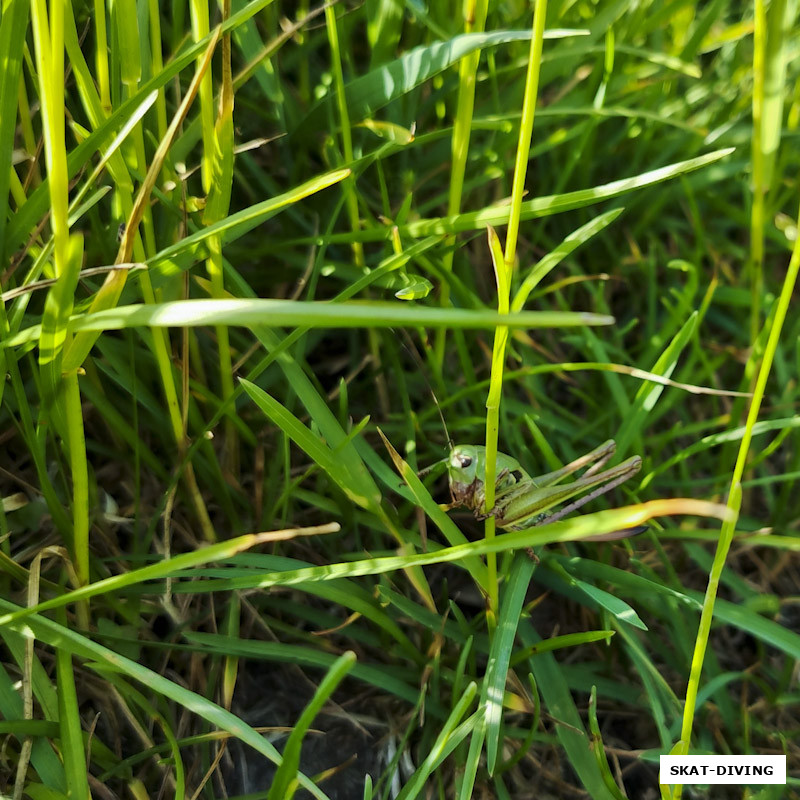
[5,302,615,349]
[0,525,339,628]
[62,28,219,373]
[313,149,735,243]
[241,380,381,512]
[0,0,28,250]
[72,501,733,596]
[511,208,624,311]
[674,201,800,796]
[145,168,351,276]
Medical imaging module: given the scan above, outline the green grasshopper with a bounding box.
[427,439,642,535]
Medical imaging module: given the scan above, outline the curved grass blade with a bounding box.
[395,683,477,800]
[615,312,698,459]
[267,652,356,800]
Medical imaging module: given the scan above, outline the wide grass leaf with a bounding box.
[266,651,356,800]
[296,29,585,135]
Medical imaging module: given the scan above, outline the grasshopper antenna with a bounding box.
[400,330,455,478]
[397,330,453,456]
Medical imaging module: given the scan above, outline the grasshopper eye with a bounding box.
[458,455,473,468]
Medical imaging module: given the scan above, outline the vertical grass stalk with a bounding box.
[93,0,110,112]
[203,0,238,474]
[325,4,363,269]
[30,0,91,597]
[483,0,547,614]
[673,197,800,799]
[190,0,215,195]
[435,0,489,368]
[324,4,392,415]
[749,0,791,346]
[748,0,766,344]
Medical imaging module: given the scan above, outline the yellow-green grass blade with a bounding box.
[640,415,800,490]
[325,4,363,268]
[308,149,735,244]
[0,0,29,251]
[201,0,237,472]
[0,526,338,630]
[145,168,351,277]
[234,553,422,664]
[62,26,219,376]
[4,0,277,261]
[38,233,83,433]
[511,208,625,311]
[366,0,404,68]
[378,430,488,587]
[0,501,731,634]
[101,501,733,596]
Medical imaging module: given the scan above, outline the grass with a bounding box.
[1,1,799,798]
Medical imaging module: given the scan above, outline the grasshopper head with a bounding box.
[446,445,486,511]
[448,445,482,484]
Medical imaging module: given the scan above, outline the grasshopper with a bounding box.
[430,439,642,534]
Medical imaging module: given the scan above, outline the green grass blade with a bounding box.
[267,651,356,800]
[5,302,614,349]
[521,624,620,800]
[55,612,90,800]
[296,30,548,134]
[0,598,332,800]
[146,168,350,275]
[241,380,381,512]
[0,0,28,250]
[614,312,698,459]
[395,683,477,800]
[485,555,536,774]
[312,149,735,243]
[511,208,624,311]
